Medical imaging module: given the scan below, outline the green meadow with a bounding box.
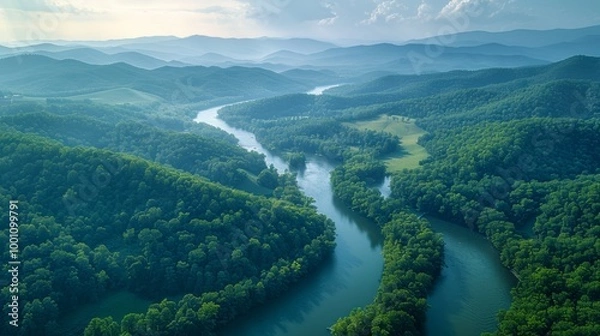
[346,115,429,172]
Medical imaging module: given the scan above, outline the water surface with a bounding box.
[426,217,516,336]
[195,87,385,336]
[194,85,515,336]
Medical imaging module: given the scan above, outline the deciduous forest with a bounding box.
[0,30,599,336]
[217,55,600,335]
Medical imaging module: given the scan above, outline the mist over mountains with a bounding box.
[1,7,600,335]
[1,25,599,107]
[1,25,599,78]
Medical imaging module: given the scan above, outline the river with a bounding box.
[425,217,517,336]
[195,87,515,336]
[378,177,515,335]
[194,87,384,336]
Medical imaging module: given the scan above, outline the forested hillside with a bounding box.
[0,131,335,336]
[330,55,600,99]
[219,96,401,162]
[390,118,600,335]
[220,55,600,335]
[0,101,268,189]
[0,55,310,104]
[1,44,599,335]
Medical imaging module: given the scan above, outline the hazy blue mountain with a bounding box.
[261,50,310,65]
[8,26,597,78]
[410,25,600,47]
[385,53,548,74]
[12,42,77,53]
[97,46,183,62]
[439,37,600,62]
[14,48,190,69]
[0,55,310,103]
[60,35,180,48]
[112,35,337,60]
[16,36,335,64]
[535,35,600,60]
[440,43,533,56]
[333,55,600,98]
[257,43,547,76]
[179,53,244,66]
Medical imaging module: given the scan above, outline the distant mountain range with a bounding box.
[27,36,339,61]
[410,25,600,48]
[2,48,191,70]
[1,25,599,78]
[0,54,313,104]
[331,55,600,99]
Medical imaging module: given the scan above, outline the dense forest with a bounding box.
[0,101,273,191]
[219,97,401,162]
[0,55,311,106]
[218,56,600,335]
[0,119,334,334]
[391,118,600,335]
[2,50,599,336]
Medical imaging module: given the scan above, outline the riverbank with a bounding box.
[195,96,385,336]
[425,217,517,336]
[195,85,516,336]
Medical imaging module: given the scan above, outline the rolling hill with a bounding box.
[332,55,600,98]
[20,48,191,69]
[0,55,311,103]
[4,26,598,78]
[109,35,338,60]
[410,24,600,47]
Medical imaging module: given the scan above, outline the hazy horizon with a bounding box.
[2,23,600,48]
[1,0,599,45]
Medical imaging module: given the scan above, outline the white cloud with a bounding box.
[417,2,435,20]
[437,0,508,19]
[242,0,335,22]
[363,0,408,25]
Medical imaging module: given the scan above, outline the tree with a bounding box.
[257,166,279,189]
[84,317,120,336]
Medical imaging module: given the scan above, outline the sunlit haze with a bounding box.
[1,0,599,44]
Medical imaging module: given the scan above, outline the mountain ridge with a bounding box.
[0,54,311,102]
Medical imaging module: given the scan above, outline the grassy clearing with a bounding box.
[66,88,163,104]
[236,170,273,196]
[345,115,429,172]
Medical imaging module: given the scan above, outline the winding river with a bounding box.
[195,90,384,336]
[195,87,515,336]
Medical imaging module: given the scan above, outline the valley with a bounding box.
[1,20,599,336]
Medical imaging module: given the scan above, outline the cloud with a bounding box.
[437,0,509,19]
[2,0,599,44]
[417,2,435,20]
[362,0,408,24]
[194,6,236,15]
[242,0,335,22]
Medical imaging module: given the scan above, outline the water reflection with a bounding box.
[426,217,516,336]
[195,104,384,336]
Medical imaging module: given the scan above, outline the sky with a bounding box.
[0,0,599,44]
